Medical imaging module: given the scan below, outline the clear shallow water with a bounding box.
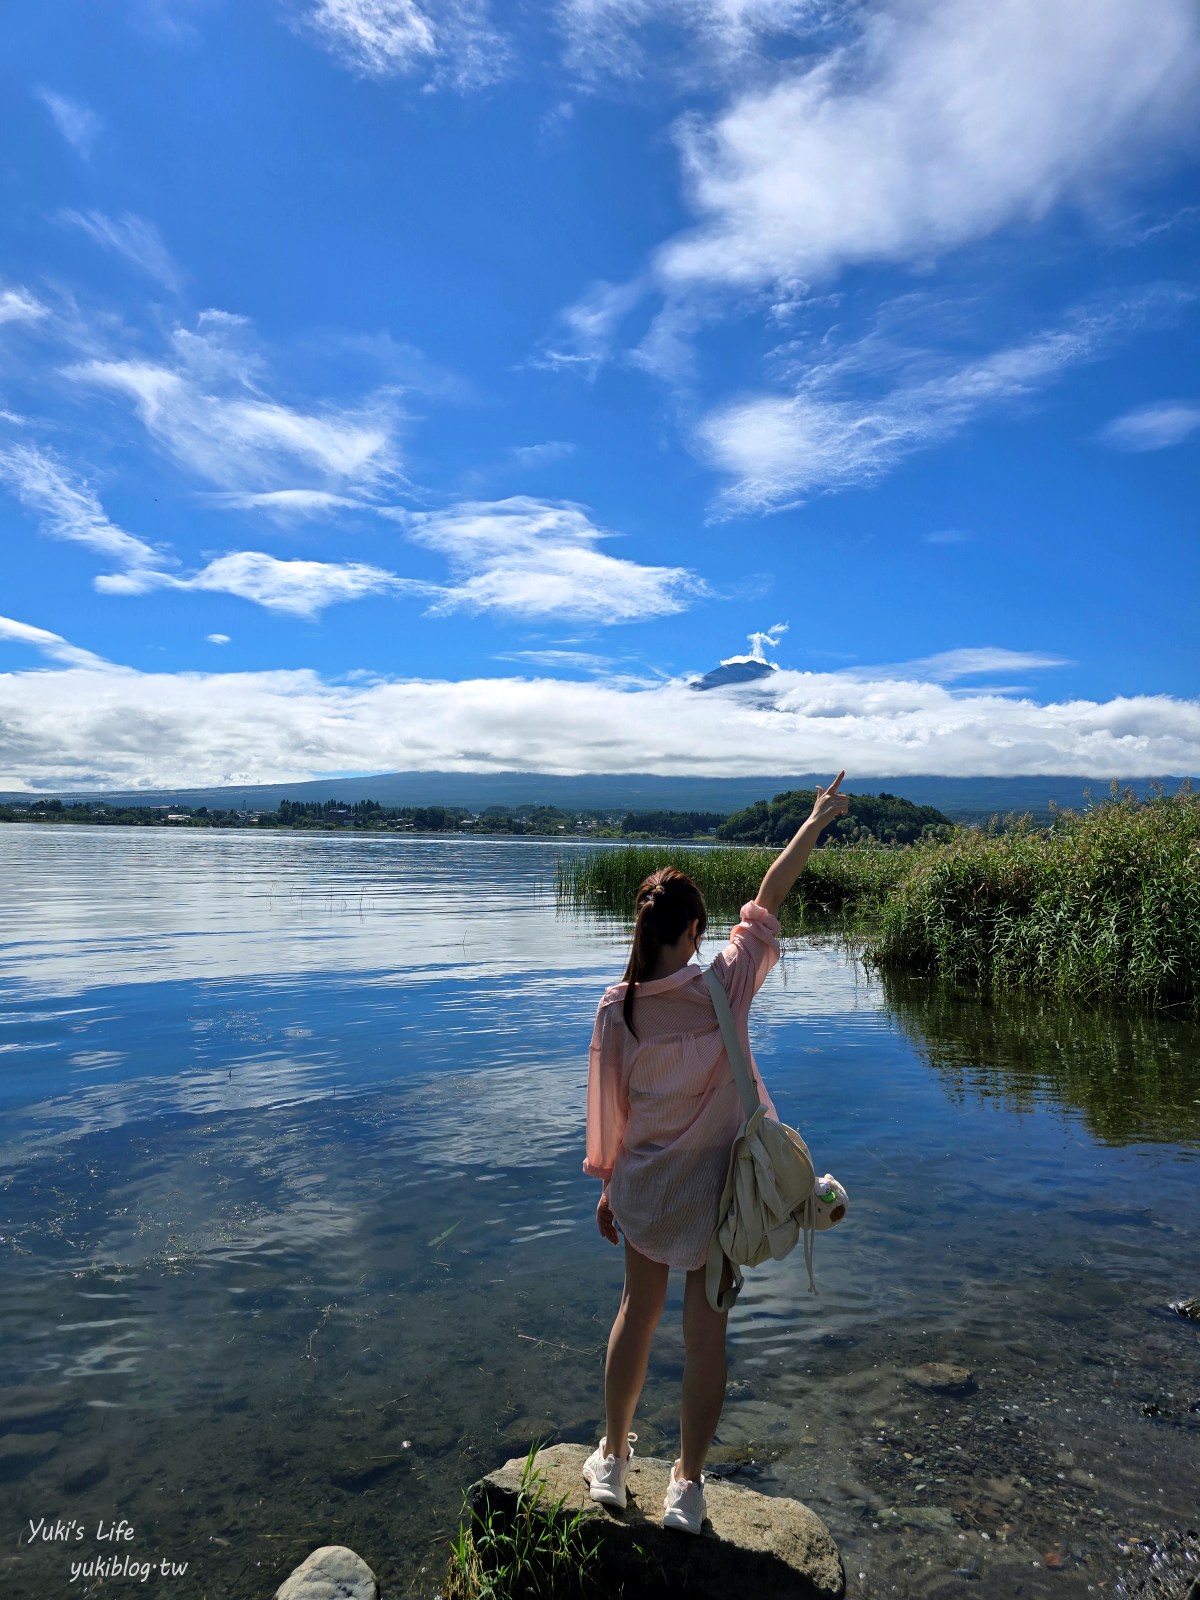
[1,826,1197,1600]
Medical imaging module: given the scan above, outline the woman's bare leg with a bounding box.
[603,1239,669,1457]
[678,1254,733,1481]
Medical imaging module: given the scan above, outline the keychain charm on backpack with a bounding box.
[809,1174,848,1230]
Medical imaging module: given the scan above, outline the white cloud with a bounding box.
[0,287,49,327]
[659,0,1200,291]
[494,648,618,672]
[208,488,371,516]
[0,434,703,628]
[862,648,1071,684]
[1,626,1198,789]
[558,0,828,85]
[1098,401,1200,452]
[66,311,399,492]
[36,88,103,158]
[0,615,112,672]
[60,210,183,293]
[512,441,576,468]
[301,0,511,89]
[1129,203,1200,244]
[400,496,709,622]
[699,311,1127,513]
[539,278,648,372]
[719,622,788,667]
[923,528,973,545]
[99,551,407,619]
[207,634,231,645]
[0,445,166,572]
[0,445,403,619]
[747,622,787,663]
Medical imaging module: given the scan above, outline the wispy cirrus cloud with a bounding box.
[36,88,103,158]
[398,496,709,623]
[698,299,1165,514]
[0,445,166,573]
[2,618,1197,790]
[494,647,617,672]
[0,615,113,672]
[544,0,1200,497]
[538,278,648,373]
[557,0,830,85]
[299,0,511,89]
[1098,401,1200,451]
[65,310,401,493]
[0,441,709,626]
[207,489,372,517]
[0,446,403,618]
[0,286,49,327]
[511,441,576,468]
[60,210,184,293]
[659,0,1200,292]
[858,648,1072,685]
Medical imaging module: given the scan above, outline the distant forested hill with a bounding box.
[0,771,1189,824]
[718,789,954,846]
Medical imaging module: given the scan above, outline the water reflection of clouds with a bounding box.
[397,1056,587,1172]
[0,1050,349,1161]
[69,1050,127,1071]
[0,828,624,998]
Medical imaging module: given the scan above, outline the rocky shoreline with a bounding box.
[273,1443,846,1599]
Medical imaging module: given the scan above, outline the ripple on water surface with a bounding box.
[0,826,1197,1600]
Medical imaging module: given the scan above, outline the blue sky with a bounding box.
[1,0,1198,790]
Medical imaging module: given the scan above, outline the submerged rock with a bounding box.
[1169,1297,1200,1320]
[904,1362,975,1394]
[470,1442,845,1599]
[880,1505,957,1533]
[275,1544,378,1600]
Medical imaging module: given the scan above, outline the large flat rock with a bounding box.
[471,1443,844,1600]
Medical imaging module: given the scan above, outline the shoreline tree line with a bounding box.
[0,788,953,841]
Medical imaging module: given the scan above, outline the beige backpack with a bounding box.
[703,967,847,1313]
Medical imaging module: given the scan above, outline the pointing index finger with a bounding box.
[827,770,845,795]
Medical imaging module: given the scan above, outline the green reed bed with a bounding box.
[555,842,907,936]
[867,787,1200,1014]
[557,788,1200,1014]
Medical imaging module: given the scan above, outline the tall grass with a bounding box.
[866,786,1199,1013]
[556,787,1200,1014]
[555,843,905,935]
[442,1443,600,1600]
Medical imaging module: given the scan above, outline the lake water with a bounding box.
[1,826,1197,1600]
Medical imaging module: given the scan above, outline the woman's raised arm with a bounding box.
[753,772,849,917]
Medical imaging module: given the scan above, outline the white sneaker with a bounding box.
[662,1459,707,1534]
[581,1432,637,1509]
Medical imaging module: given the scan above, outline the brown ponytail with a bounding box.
[620,866,707,1039]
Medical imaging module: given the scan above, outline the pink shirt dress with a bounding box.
[582,900,782,1271]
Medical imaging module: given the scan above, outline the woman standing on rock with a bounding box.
[581,774,849,1534]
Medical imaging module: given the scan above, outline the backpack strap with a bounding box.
[705,1231,745,1314]
[703,967,763,1122]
